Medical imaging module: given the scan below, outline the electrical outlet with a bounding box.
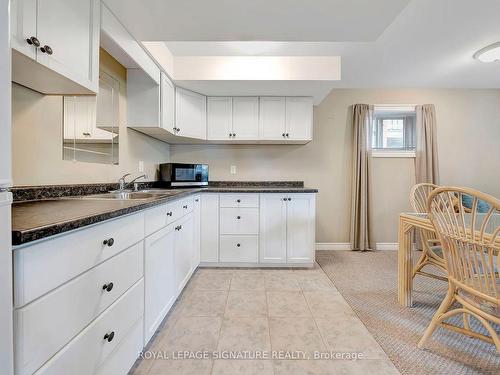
[230,165,237,175]
[138,161,144,173]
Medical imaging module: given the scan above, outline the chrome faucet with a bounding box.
[113,173,147,193]
[117,173,131,191]
[128,174,148,191]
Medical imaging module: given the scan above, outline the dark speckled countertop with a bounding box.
[12,182,318,246]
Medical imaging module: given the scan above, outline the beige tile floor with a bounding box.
[130,264,400,375]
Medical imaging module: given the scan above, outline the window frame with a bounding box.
[371,105,416,158]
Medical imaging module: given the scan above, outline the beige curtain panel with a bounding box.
[349,104,373,251]
[415,104,440,184]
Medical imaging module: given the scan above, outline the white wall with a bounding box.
[171,89,500,243]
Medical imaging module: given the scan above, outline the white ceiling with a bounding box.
[103,0,411,42]
[104,0,500,103]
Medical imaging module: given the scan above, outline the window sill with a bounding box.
[371,150,416,158]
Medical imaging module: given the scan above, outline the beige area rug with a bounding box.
[316,250,500,375]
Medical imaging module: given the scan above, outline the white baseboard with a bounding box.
[316,243,352,251]
[375,242,399,251]
[316,242,414,251]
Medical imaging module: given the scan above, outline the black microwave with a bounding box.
[159,163,208,187]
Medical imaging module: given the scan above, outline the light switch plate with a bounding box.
[230,165,237,174]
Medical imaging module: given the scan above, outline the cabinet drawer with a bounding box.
[96,318,143,375]
[145,203,169,236]
[15,243,143,375]
[220,194,259,208]
[33,279,144,375]
[171,196,194,223]
[220,235,259,263]
[220,208,259,235]
[14,212,145,307]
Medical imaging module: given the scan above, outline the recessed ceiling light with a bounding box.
[473,42,500,63]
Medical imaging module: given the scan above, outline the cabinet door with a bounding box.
[175,213,194,293]
[160,73,175,134]
[207,97,232,140]
[193,195,201,268]
[36,0,99,92]
[259,194,287,263]
[63,96,95,141]
[286,194,315,263]
[232,97,259,140]
[175,87,207,139]
[144,224,176,344]
[285,97,313,141]
[10,0,37,59]
[259,97,286,140]
[200,194,219,263]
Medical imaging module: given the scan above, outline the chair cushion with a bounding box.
[457,282,500,318]
[461,194,491,213]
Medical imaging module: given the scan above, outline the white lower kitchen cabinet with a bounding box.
[259,194,288,263]
[285,194,316,263]
[200,194,219,263]
[174,213,195,293]
[143,223,176,345]
[12,191,315,375]
[259,193,316,265]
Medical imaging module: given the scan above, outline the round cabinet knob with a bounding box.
[104,331,115,342]
[42,45,53,55]
[236,243,241,247]
[229,133,232,137]
[26,36,40,47]
[236,199,241,203]
[183,205,188,209]
[236,216,241,220]
[167,211,172,216]
[282,133,286,137]
[232,133,236,137]
[102,282,114,292]
[288,198,292,201]
[195,199,199,202]
[285,133,289,137]
[103,238,114,247]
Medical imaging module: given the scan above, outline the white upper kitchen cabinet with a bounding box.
[232,97,259,140]
[161,73,176,134]
[259,97,286,140]
[207,97,232,140]
[285,97,313,141]
[175,87,207,140]
[11,0,100,94]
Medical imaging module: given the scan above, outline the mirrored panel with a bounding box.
[63,71,119,164]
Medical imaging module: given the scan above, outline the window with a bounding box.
[371,106,416,157]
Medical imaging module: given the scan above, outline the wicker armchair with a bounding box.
[409,183,447,281]
[418,187,500,352]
